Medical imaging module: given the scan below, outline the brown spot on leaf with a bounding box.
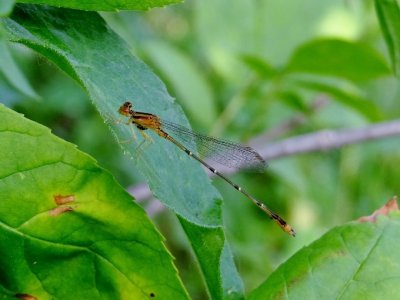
[358,196,399,223]
[49,205,74,216]
[15,293,37,300]
[149,292,155,298]
[54,194,75,205]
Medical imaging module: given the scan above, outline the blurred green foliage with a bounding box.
[1,0,400,299]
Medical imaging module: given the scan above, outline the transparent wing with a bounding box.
[160,119,267,172]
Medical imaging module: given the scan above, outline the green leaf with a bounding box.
[374,0,400,77]
[0,104,189,299]
[286,39,391,81]
[180,219,244,300]
[0,0,14,16]
[240,54,277,79]
[142,40,217,128]
[0,37,40,99]
[16,0,181,11]
[249,212,400,300]
[292,76,384,121]
[275,90,310,113]
[1,4,244,299]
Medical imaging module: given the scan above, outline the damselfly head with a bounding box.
[118,101,133,116]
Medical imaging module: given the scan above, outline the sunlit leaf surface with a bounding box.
[0,104,189,299]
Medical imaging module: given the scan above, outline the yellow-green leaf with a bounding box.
[0,104,189,299]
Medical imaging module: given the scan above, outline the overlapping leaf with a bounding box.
[375,0,400,77]
[0,104,189,299]
[250,211,400,300]
[286,39,390,81]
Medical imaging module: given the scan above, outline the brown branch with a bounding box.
[258,119,400,160]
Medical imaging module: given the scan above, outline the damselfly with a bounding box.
[118,101,295,236]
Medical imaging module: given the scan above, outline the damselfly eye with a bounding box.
[118,102,133,116]
[123,101,132,109]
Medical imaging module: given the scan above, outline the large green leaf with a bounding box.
[16,0,181,11]
[286,39,391,81]
[0,104,188,299]
[374,0,400,77]
[249,211,400,300]
[1,4,244,299]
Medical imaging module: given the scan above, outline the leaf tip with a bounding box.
[358,196,399,223]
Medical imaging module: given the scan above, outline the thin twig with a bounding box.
[258,119,400,160]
